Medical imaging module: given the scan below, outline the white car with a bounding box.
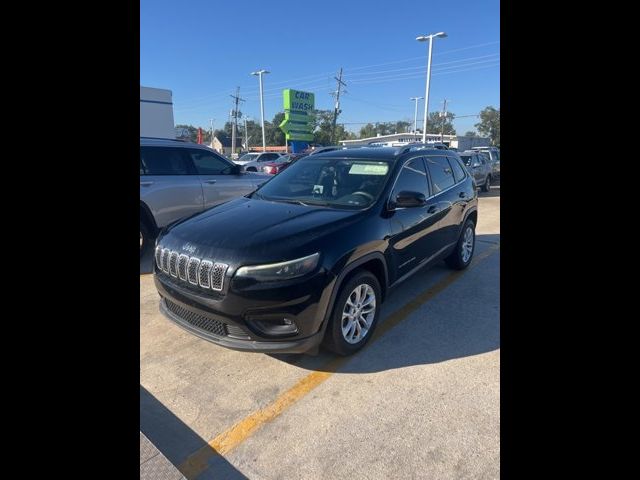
[234,152,285,171]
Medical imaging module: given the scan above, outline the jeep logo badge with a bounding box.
[182,243,196,254]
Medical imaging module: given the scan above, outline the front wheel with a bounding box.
[445,219,475,270]
[482,175,491,192]
[323,270,381,356]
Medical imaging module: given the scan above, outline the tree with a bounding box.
[358,119,416,139]
[426,112,456,135]
[464,131,477,137]
[475,106,500,146]
[267,112,286,146]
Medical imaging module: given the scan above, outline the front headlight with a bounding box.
[235,253,320,281]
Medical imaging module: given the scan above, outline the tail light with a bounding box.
[263,165,278,174]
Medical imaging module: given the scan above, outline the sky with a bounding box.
[141,0,499,136]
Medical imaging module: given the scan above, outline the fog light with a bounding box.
[245,315,299,337]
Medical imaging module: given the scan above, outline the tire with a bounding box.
[482,175,491,192]
[445,218,476,270]
[323,270,382,356]
[140,220,150,258]
[247,167,257,172]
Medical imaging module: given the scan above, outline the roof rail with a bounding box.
[394,142,431,156]
[140,136,188,142]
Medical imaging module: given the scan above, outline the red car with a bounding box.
[262,153,308,174]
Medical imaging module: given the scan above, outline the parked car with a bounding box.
[459,150,492,192]
[153,146,478,355]
[262,153,309,174]
[140,138,269,255]
[235,152,284,171]
[472,146,500,178]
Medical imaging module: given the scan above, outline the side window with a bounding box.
[140,147,192,175]
[479,154,487,165]
[391,158,429,199]
[425,156,456,194]
[447,156,466,183]
[495,151,500,161]
[188,150,232,175]
[261,153,279,162]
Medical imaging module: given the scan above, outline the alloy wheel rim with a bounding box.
[461,226,474,263]
[140,231,144,249]
[341,284,376,344]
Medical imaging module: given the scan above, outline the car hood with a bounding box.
[160,197,363,264]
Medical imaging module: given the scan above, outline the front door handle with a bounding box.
[427,205,439,214]
[204,179,217,184]
[140,181,154,186]
[459,192,466,198]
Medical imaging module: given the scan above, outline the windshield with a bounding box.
[252,157,392,209]
[238,153,258,162]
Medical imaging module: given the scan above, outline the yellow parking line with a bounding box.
[178,243,500,479]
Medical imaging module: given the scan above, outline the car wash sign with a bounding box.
[279,89,315,142]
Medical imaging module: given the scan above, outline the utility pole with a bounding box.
[330,67,347,144]
[439,99,448,143]
[410,97,423,136]
[230,87,245,158]
[243,116,252,151]
[209,118,214,148]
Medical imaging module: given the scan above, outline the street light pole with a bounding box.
[251,69,270,151]
[410,96,423,135]
[417,32,447,143]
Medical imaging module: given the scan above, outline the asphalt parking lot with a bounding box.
[140,183,500,479]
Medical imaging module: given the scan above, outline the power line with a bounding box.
[342,53,499,78]
[174,41,500,109]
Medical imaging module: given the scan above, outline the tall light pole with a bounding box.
[409,96,423,136]
[251,69,270,151]
[416,32,447,143]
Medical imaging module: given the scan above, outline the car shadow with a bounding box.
[269,233,499,374]
[140,385,247,479]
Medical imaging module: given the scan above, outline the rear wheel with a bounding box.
[445,219,475,270]
[323,270,381,356]
[246,167,257,172]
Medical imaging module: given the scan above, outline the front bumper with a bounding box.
[154,272,332,353]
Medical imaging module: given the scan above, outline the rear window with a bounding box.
[425,156,456,193]
[140,147,192,175]
[447,156,467,182]
[460,155,472,166]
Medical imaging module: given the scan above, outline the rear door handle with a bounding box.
[459,192,466,198]
[140,181,154,186]
[427,205,439,214]
[204,179,217,184]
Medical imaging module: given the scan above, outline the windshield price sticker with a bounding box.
[349,164,389,175]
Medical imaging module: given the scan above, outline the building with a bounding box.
[212,135,244,156]
[140,86,175,139]
[340,133,490,151]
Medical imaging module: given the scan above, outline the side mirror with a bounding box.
[392,191,426,208]
[230,164,242,175]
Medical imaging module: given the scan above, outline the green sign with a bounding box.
[280,89,315,141]
[283,89,315,112]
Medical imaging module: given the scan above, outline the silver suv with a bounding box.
[459,150,493,192]
[140,138,269,254]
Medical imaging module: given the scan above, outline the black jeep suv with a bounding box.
[154,145,478,355]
